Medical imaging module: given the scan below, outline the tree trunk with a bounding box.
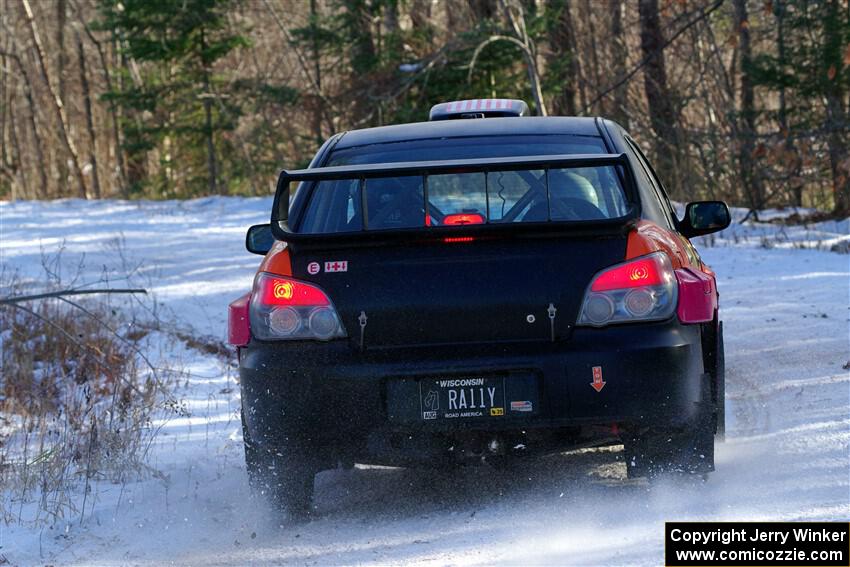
[8,49,48,199]
[608,0,629,128]
[9,106,29,199]
[310,0,323,146]
[56,0,69,193]
[773,0,803,207]
[119,44,145,193]
[344,0,377,125]
[547,0,578,116]
[0,20,8,183]
[76,30,101,199]
[470,0,498,20]
[733,0,764,212]
[501,0,547,116]
[580,0,603,115]
[410,0,432,30]
[638,0,680,194]
[348,0,377,75]
[823,0,849,214]
[22,0,87,199]
[199,26,219,196]
[56,0,67,102]
[79,17,128,197]
[384,0,399,35]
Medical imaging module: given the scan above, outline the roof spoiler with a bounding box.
[429,98,529,120]
[270,153,639,245]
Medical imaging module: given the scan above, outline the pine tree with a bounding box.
[750,0,850,213]
[97,0,247,197]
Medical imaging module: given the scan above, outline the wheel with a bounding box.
[241,410,317,519]
[624,377,715,479]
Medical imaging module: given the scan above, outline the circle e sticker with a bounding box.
[307,262,321,275]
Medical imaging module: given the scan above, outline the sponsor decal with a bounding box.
[510,400,533,412]
[490,407,505,416]
[307,262,320,275]
[325,260,348,273]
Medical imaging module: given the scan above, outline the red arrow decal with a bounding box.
[590,366,606,392]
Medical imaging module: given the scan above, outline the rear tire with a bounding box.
[241,411,317,520]
[624,377,715,479]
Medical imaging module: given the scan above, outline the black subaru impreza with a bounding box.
[228,99,731,515]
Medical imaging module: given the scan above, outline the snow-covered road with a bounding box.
[1,198,848,566]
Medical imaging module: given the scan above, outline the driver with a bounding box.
[366,177,425,229]
[548,169,600,210]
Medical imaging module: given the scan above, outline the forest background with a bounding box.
[1,0,848,217]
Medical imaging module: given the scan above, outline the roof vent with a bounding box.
[429,99,529,121]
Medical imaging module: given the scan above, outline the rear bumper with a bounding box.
[240,320,706,463]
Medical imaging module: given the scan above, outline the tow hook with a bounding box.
[547,303,557,342]
[358,311,368,351]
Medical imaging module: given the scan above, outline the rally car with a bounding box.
[228,99,730,516]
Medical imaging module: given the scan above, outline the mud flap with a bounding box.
[715,322,726,441]
[624,373,715,479]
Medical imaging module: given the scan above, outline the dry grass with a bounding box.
[0,270,169,526]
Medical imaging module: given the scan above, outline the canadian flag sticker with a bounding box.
[325,260,348,273]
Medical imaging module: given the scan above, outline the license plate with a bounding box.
[419,376,506,420]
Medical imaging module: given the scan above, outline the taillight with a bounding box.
[577,252,677,327]
[442,213,485,225]
[249,272,346,341]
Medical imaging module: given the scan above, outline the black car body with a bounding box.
[228,100,730,514]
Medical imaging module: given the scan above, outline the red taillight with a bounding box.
[443,236,476,243]
[578,252,677,327]
[258,275,330,307]
[591,256,664,291]
[250,272,345,341]
[443,213,485,225]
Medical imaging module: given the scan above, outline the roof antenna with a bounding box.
[358,311,368,351]
[547,303,557,342]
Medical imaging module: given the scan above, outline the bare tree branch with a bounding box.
[584,0,725,113]
[7,302,152,400]
[0,288,147,305]
[260,0,339,117]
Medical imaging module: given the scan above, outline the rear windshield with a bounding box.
[296,135,629,234]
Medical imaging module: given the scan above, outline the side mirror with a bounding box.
[680,201,731,238]
[245,224,274,255]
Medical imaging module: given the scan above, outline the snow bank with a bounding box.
[680,203,850,253]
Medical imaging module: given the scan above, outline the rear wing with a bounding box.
[271,153,639,244]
